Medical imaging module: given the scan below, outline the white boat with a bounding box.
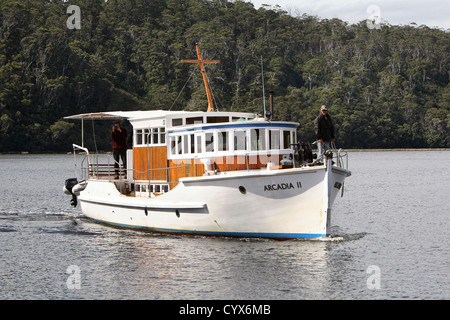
[63,46,351,240]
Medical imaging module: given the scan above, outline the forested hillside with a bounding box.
[1,0,449,152]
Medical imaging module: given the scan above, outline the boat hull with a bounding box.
[77,164,350,239]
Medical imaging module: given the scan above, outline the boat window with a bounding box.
[184,135,190,154]
[218,131,229,151]
[135,127,165,146]
[136,129,143,145]
[186,117,203,125]
[196,135,202,153]
[251,129,266,151]
[234,130,247,151]
[152,128,159,144]
[283,130,292,149]
[135,183,170,196]
[170,136,176,154]
[205,132,214,152]
[167,127,296,158]
[177,136,182,154]
[190,134,195,153]
[207,116,230,123]
[160,127,165,144]
[269,130,280,150]
[172,118,183,126]
[143,129,150,144]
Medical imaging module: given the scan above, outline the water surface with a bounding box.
[0,152,448,299]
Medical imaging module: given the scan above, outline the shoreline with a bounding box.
[1,148,449,156]
[345,148,450,152]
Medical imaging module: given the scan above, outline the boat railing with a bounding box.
[88,154,191,184]
[330,142,348,170]
[72,144,190,192]
[71,146,125,179]
[72,144,91,181]
[89,154,126,179]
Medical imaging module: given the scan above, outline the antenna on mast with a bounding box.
[182,45,220,112]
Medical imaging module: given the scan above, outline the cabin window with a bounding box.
[269,130,280,150]
[152,130,158,144]
[196,135,202,153]
[167,126,296,158]
[177,136,182,154]
[190,134,195,153]
[135,183,169,196]
[205,132,214,152]
[218,131,229,151]
[160,127,165,143]
[184,135,190,154]
[172,118,183,126]
[186,117,203,125]
[283,130,292,149]
[251,129,266,151]
[136,129,143,145]
[234,130,247,151]
[143,129,150,144]
[207,116,230,123]
[135,127,165,146]
[170,136,176,154]
[169,135,189,154]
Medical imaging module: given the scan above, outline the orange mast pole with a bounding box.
[182,45,220,112]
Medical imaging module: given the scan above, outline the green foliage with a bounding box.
[0,0,448,152]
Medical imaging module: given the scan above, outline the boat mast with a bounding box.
[182,45,220,112]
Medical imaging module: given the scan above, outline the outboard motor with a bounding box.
[64,178,78,207]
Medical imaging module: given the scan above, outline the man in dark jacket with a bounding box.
[111,121,127,178]
[314,105,335,162]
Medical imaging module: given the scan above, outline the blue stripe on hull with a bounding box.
[87,217,326,240]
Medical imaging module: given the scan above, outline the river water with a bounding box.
[0,151,449,301]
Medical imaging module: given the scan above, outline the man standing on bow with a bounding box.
[111,121,127,179]
[314,105,335,163]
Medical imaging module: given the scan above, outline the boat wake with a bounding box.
[341,232,368,241]
[318,235,345,242]
[293,232,368,242]
[0,210,82,218]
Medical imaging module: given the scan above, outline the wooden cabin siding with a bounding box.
[167,154,284,189]
[133,146,167,181]
[168,159,198,188]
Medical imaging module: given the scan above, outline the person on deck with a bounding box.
[314,105,335,163]
[111,121,127,179]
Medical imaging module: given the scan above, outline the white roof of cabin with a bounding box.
[64,110,257,121]
[64,110,173,120]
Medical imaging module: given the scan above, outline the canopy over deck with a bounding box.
[64,110,176,121]
[65,111,184,147]
[64,110,264,125]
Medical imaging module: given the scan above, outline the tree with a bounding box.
[0,0,448,152]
